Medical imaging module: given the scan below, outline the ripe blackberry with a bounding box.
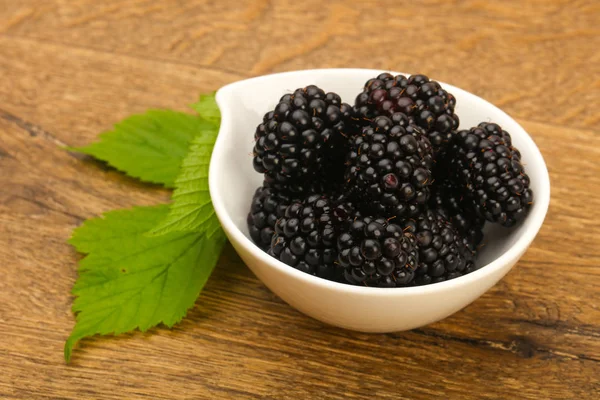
[247,186,297,250]
[253,85,354,194]
[430,181,485,251]
[354,73,459,154]
[345,114,434,219]
[268,194,353,281]
[445,122,533,227]
[403,210,477,286]
[337,217,419,288]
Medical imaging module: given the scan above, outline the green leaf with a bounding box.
[65,205,226,363]
[150,122,221,237]
[190,92,220,125]
[68,110,216,188]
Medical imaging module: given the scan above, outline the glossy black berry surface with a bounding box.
[354,73,459,154]
[337,217,419,287]
[345,114,434,219]
[429,181,485,251]
[403,210,477,286]
[442,122,533,227]
[247,185,298,250]
[253,85,355,194]
[268,194,354,281]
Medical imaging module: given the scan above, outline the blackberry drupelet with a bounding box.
[337,217,419,287]
[403,209,476,286]
[345,114,434,219]
[268,194,353,281]
[445,122,533,227]
[253,85,355,194]
[430,181,485,251]
[247,185,297,250]
[354,72,459,154]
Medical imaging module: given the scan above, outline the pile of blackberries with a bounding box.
[247,73,533,287]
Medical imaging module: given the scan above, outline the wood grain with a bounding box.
[0,0,599,399]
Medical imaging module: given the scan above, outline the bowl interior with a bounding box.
[212,69,549,274]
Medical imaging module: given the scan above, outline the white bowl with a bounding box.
[209,69,550,332]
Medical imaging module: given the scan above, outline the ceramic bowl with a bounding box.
[209,69,550,332]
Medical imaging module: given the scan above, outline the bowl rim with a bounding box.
[209,68,551,296]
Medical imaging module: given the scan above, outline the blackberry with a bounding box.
[445,122,533,227]
[247,185,297,250]
[403,210,476,286]
[354,72,459,154]
[345,114,434,219]
[268,194,353,281]
[430,181,485,251]
[253,85,354,194]
[337,217,419,287]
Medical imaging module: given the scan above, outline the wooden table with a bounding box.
[1,1,599,398]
